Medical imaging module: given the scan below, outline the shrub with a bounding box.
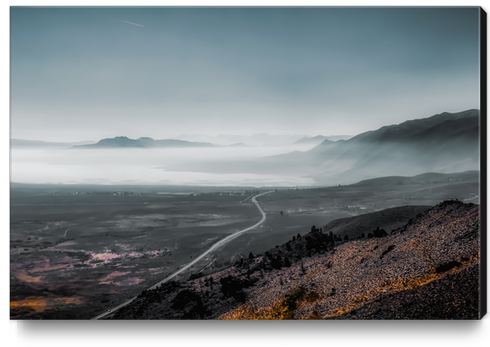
[373,227,388,238]
[220,276,257,302]
[271,255,283,270]
[171,289,201,310]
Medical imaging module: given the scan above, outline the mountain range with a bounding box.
[166,109,480,185]
[12,134,339,150]
[307,109,479,184]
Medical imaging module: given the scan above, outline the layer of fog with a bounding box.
[11,144,320,186]
[175,133,352,146]
[161,134,480,186]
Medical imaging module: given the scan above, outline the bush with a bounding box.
[305,236,315,251]
[220,276,257,302]
[172,289,201,310]
[271,255,283,270]
[373,227,388,238]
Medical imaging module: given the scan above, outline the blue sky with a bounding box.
[10,7,481,142]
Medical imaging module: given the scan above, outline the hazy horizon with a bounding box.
[11,132,352,146]
[10,108,480,187]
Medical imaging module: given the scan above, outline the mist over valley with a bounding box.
[12,140,320,187]
[11,110,479,187]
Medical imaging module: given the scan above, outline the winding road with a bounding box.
[63,227,73,237]
[92,190,273,320]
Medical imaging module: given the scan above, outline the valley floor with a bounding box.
[10,172,481,320]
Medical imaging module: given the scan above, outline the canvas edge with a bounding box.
[479,5,487,321]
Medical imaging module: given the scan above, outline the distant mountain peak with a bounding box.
[74,136,216,148]
[294,135,330,145]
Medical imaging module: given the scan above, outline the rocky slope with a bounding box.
[107,200,481,320]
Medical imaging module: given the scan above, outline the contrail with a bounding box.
[121,20,144,27]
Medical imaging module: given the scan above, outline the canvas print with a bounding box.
[10,7,485,320]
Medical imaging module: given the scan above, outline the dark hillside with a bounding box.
[351,171,479,188]
[309,109,480,184]
[348,109,478,144]
[322,205,430,239]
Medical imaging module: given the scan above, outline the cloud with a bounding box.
[121,20,144,27]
